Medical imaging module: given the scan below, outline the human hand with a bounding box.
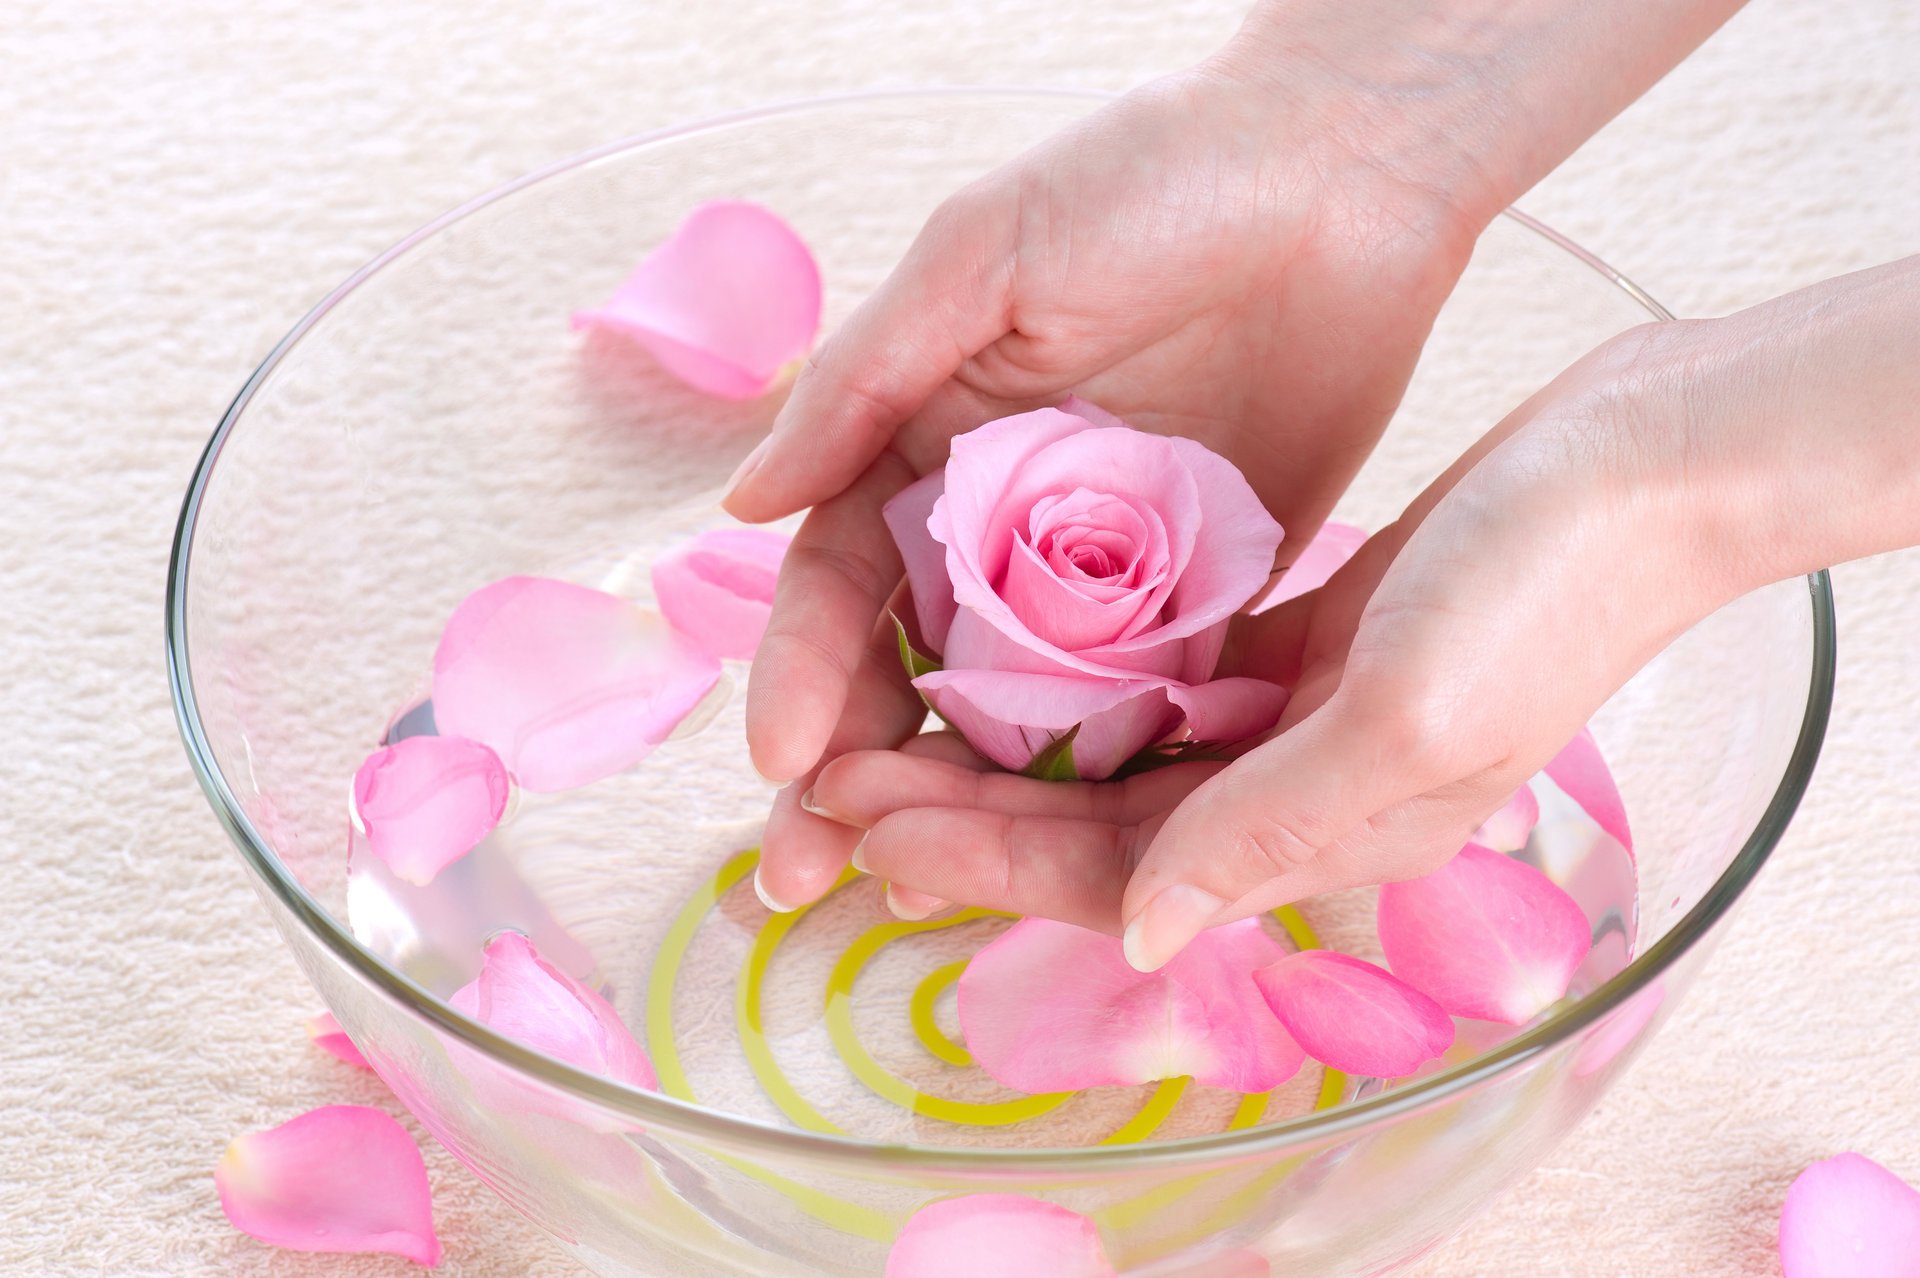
[802,256,1920,965]
[724,48,1489,911]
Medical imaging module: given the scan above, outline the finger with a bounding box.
[1117,691,1440,970]
[810,748,1219,830]
[852,807,1166,932]
[746,454,918,782]
[752,609,928,911]
[882,883,953,922]
[722,188,1015,523]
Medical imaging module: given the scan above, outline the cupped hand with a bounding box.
[725,54,1485,911]
[801,315,1750,964]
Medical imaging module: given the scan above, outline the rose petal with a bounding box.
[1377,844,1593,1025]
[1780,1153,1920,1278]
[1165,677,1289,749]
[1472,784,1541,853]
[449,932,657,1092]
[958,917,1304,1092]
[433,577,721,792]
[1249,520,1368,614]
[571,200,821,399]
[351,735,510,886]
[1543,727,1632,856]
[1252,950,1454,1078]
[914,666,1286,780]
[651,526,791,662]
[914,666,1174,779]
[215,1105,441,1266]
[886,1195,1114,1278]
[929,407,1281,678]
[1057,394,1126,430]
[883,469,959,652]
[306,1012,373,1071]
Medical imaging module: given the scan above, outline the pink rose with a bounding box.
[883,399,1288,780]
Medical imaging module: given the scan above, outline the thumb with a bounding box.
[721,188,1016,523]
[1117,690,1495,973]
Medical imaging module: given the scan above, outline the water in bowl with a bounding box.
[341,535,1638,1152]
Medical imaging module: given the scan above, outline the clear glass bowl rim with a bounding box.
[165,86,1836,1175]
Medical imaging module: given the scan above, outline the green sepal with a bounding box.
[1020,724,1082,782]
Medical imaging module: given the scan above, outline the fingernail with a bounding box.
[849,835,871,875]
[753,867,797,914]
[885,884,949,922]
[722,437,773,505]
[798,787,849,823]
[1121,884,1227,973]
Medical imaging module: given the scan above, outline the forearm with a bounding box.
[1213,0,1749,231]
[1644,256,1920,597]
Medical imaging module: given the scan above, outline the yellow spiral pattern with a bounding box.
[645,849,1346,1244]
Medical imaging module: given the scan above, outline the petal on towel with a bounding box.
[215,1105,441,1266]
[651,526,791,661]
[1252,950,1454,1078]
[1780,1153,1920,1278]
[305,1012,373,1071]
[885,1195,1114,1278]
[1377,844,1592,1025]
[433,576,721,792]
[572,200,821,399]
[957,917,1302,1093]
[351,735,511,886]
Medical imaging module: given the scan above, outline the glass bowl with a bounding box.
[168,89,1833,1277]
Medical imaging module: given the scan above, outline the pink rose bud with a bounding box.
[883,400,1287,780]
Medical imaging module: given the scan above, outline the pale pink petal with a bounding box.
[1057,394,1127,430]
[883,469,957,652]
[1250,520,1368,614]
[886,1195,1114,1278]
[450,932,657,1092]
[306,1012,372,1071]
[1377,844,1593,1025]
[651,527,791,662]
[1165,677,1288,748]
[351,735,510,886]
[215,1105,441,1266]
[1001,490,1169,650]
[433,577,721,792]
[1472,784,1541,853]
[1252,951,1454,1078]
[571,200,821,399]
[942,599,1187,680]
[913,668,1176,780]
[1543,727,1633,856]
[958,917,1303,1093]
[1780,1153,1920,1278]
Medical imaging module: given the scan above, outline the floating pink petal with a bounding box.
[1544,727,1632,856]
[1252,950,1454,1078]
[1780,1153,1920,1278]
[433,577,721,792]
[958,917,1303,1093]
[1249,520,1368,614]
[351,735,510,886]
[886,1195,1114,1278]
[1472,784,1540,853]
[1377,844,1592,1025]
[450,932,657,1092]
[215,1105,440,1266]
[572,200,821,399]
[651,526,791,661]
[306,1011,373,1071]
